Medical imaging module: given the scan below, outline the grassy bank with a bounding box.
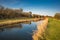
[32,18,48,40]
[0,18,34,22]
[45,18,60,40]
[0,18,40,27]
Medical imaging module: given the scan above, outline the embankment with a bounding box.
[0,18,40,27]
[32,18,48,40]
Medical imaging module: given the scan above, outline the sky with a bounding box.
[0,0,60,16]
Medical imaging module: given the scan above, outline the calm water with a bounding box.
[0,21,42,40]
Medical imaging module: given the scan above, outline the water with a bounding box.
[0,21,41,40]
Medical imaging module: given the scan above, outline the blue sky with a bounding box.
[0,0,60,16]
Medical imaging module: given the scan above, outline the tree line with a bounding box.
[0,5,41,19]
[54,13,60,19]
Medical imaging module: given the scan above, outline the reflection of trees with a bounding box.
[16,24,22,29]
[0,23,23,29]
[0,21,31,32]
[6,23,23,29]
[22,21,31,24]
[0,28,4,32]
[0,23,23,32]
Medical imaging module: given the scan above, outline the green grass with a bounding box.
[45,18,60,40]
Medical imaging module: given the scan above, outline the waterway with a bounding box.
[0,20,42,40]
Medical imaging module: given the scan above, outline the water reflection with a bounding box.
[0,28,4,32]
[0,21,38,40]
[21,21,31,24]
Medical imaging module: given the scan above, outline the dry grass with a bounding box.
[32,18,48,40]
[0,18,40,27]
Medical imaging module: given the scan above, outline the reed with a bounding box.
[32,18,48,40]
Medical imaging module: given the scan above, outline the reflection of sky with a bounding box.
[0,22,37,40]
[0,0,60,16]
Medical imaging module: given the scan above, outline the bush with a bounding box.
[54,13,60,19]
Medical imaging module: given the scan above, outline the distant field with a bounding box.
[45,18,60,40]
